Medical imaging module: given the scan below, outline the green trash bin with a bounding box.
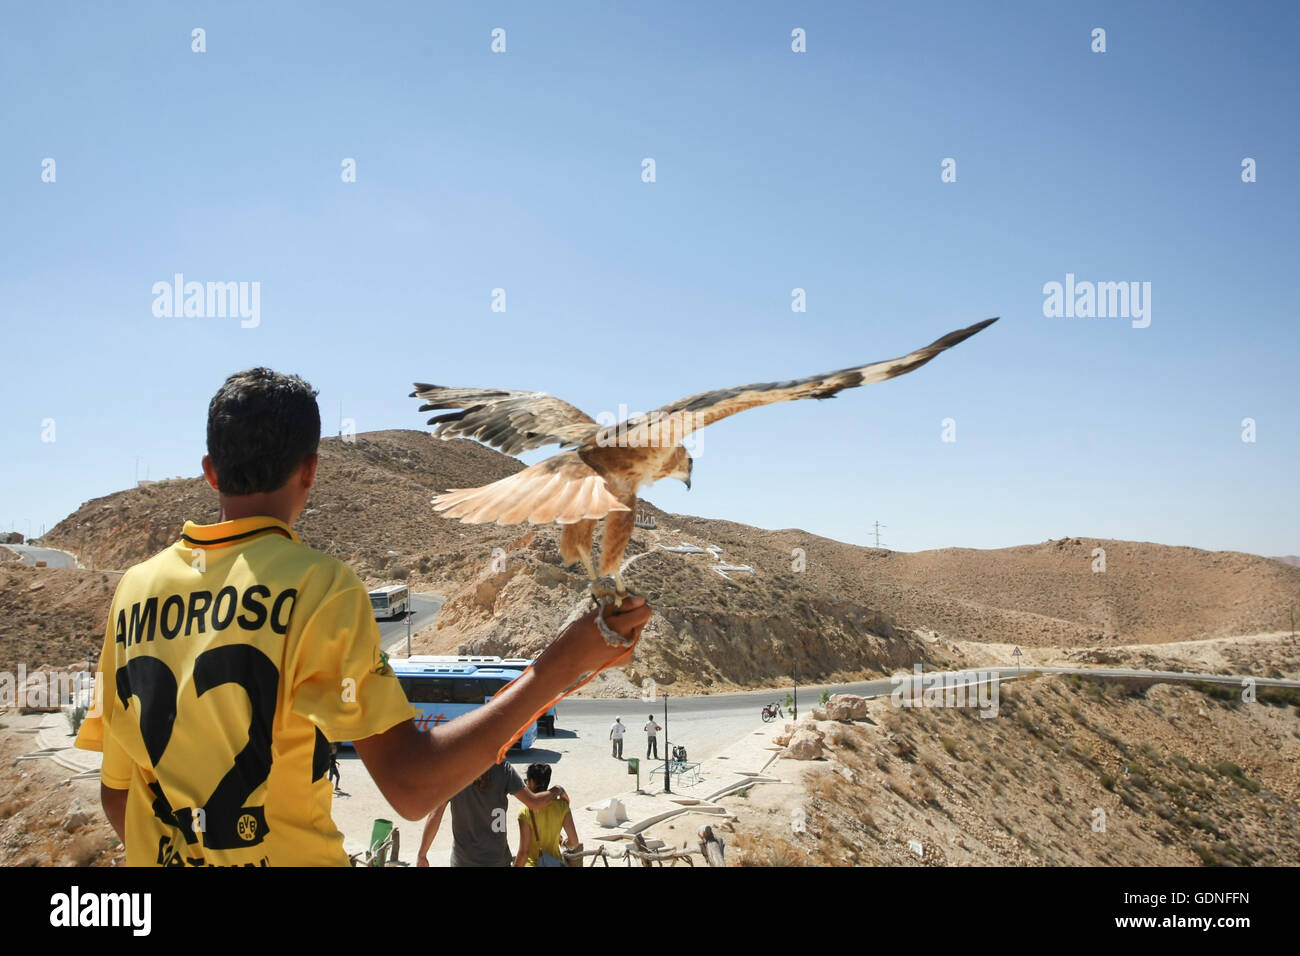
[368,818,393,867]
[626,757,640,791]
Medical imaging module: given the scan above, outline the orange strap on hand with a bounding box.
[490,630,641,765]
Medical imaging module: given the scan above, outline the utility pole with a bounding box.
[792,647,799,720]
[662,693,671,795]
[870,521,888,549]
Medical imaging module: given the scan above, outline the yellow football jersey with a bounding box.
[76,515,416,866]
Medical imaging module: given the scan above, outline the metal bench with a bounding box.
[648,760,701,787]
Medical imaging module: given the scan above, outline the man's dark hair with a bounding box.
[526,763,551,789]
[207,368,321,495]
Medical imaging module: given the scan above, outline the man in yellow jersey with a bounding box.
[76,368,652,866]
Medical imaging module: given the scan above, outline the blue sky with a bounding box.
[2,2,1296,556]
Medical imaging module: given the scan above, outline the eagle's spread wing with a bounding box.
[411,385,601,456]
[602,317,998,447]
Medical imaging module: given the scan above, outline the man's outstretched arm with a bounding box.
[355,597,651,820]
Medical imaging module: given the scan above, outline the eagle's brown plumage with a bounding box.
[412,388,599,455]
[413,317,997,593]
[607,317,998,447]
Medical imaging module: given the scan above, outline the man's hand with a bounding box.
[544,596,652,682]
[417,856,429,867]
[515,784,566,811]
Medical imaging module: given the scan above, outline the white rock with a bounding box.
[787,729,824,760]
[594,798,628,828]
[826,694,869,721]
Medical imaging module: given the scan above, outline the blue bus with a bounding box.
[390,656,556,750]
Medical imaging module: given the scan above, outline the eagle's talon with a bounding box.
[588,579,634,645]
[589,578,626,608]
[594,603,633,647]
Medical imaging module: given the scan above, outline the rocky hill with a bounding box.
[23,429,1300,693]
[43,430,523,583]
[0,566,121,672]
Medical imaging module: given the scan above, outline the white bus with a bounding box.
[368,584,410,620]
[390,655,557,739]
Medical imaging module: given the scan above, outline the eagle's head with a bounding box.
[668,444,693,490]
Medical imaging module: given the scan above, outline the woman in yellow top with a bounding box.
[514,763,579,867]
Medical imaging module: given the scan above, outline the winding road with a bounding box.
[378,592,445,654]
[0,544,78,568]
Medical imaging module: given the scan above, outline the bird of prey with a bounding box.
[411,317,997,622]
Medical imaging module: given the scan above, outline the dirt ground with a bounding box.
[0,711,121,867]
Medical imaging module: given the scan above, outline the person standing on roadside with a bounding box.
[609,716,625,759]
[644,714,661,759]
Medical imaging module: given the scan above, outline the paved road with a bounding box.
[379,592,444,654]
[562,664,1300,725]
[0,544,78,568]
[998,664,1299,689]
